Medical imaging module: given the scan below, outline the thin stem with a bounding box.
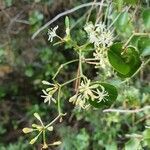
[85,61,98,65]
[120,58,150,84]
[57,87,61,115]
[86,0,96,23]
[95,0,105,24]
[123,32,150,49]
[52,59,78,80]
[43,130,46,145]
[45,114,64,128]
[32,2,108,39]
[103,106,150,113]
[79,50,83,76]
[61,77,82,87]
[108,7,128,29]
[85,58,99,61]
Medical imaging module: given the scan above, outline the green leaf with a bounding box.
[114,0,124,11]
[25,66,34,77]
[116,12,129,29]
[65,16,70,29]
[89,83,118,108]
[29,11,44,25]
[138,37,150,57]
[142,8,150,30]
[115,12,133,37]
[5,0,13,7]
[105,141,117,150]
[108,43,130,75]
[125,138,141,150]
[143,129,150,147]
[124,0,137,5]
[108,43,142,78]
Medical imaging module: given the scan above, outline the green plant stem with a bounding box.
[61,77,82,87]
[121,58,150,84]
[57,86,61,115]
[123,32,150,49]
[52,59,78,80]
[45,113,65,128]
[43,130,46,145]
[79,50,83,76]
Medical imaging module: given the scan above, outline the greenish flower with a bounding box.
[69,79,109,109]
[41,80,58,105]
[22,113,54,145]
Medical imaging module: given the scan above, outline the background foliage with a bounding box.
[0,0,150,149]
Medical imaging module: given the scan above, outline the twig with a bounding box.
[103,106,150,113]
[32,2,107,39]
[123,32,150,49]
[121,58,150,84]
[86,0,97,23]
[125,134,143,139]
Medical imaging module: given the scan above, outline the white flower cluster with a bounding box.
[93,49,108,69]
[84,22,113,48]
[41,80,58,105]
[69,79,109,109]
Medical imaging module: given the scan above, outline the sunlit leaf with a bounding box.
[125,138,141,150]
[142,8,150,30]
[108,43,142,78]
[143,129,150,147]
[138,37,150,57]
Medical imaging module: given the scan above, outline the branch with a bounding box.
[121,58,150,84]
[31,2,107,39]
[103,106,150,113]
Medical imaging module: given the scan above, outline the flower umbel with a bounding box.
[69,79,109,109]
[41,80,59,105]
[84,22,114,48]
[22,113,61,149]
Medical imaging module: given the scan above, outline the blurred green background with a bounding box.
[0,0,150,150]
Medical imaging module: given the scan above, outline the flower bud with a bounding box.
[22,128,33,134]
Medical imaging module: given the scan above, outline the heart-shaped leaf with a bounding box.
[107,43,130,75]
[89,83,118,108]
[108,43,142,78]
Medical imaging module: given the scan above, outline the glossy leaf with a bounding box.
[115,12,130,30]
[89,83,118,108]
[125,138,141,150]
[108,43,142,78]
[108,43,130,75]
[143,129,150,147]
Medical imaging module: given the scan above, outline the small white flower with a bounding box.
[89,32,100,47]
[84,22,95,33]
[94,86,109,103]
[99,30,113,47]
[41,80,59,105]
[84,22,114,48]
[79,79,98,100]
[69,79,109,109]
[41,90,56,105]
[42,80,54,86]
[48,26,58,42]
[95,22,106,32]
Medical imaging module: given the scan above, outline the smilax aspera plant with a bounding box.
[22,1,150,149]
